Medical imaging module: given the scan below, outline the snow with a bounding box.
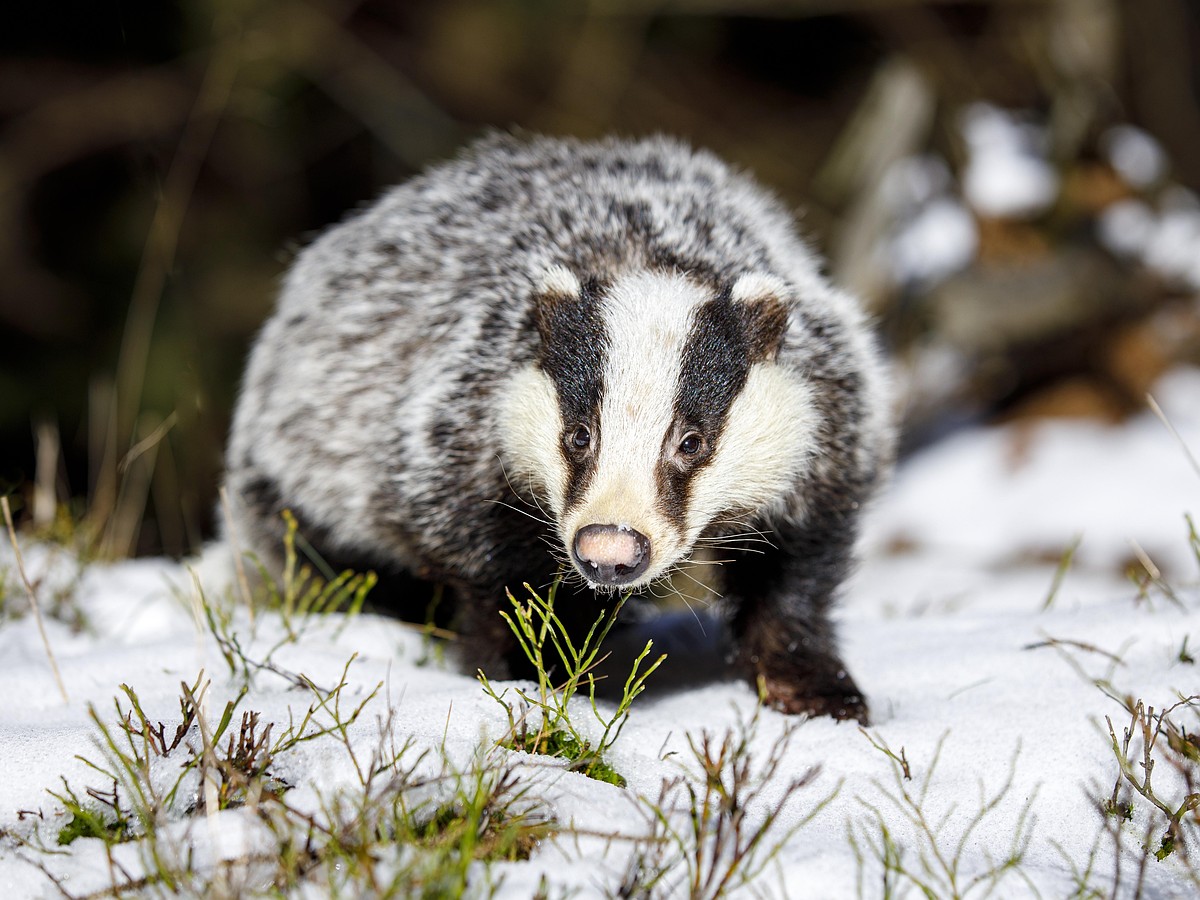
[888,196,978,287]
[1102,125,1169,190]
[960,103,1060,219]
[1098,198,1158,259]
[881,154,978,288]
[1099,189,1200,290]
[883,106,1200,304]
[885,108,1200,295]
[2,368,1200,896]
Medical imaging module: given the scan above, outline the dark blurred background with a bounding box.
[2,0,1199,559]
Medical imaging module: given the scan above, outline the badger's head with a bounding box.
[500,265,818,592]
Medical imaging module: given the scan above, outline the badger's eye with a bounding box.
[679,433,704,456]
[570,425,591,450]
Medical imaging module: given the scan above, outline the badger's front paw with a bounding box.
[756,670,869,725]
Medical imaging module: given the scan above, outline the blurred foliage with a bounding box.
[1,0,1199,557]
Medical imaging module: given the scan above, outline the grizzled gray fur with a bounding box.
[224,133,892,721]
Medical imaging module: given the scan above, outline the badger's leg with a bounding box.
[725,522,868,723]
[452,569,574,682]
[454,581,520,679]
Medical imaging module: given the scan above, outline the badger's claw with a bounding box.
[756,672,870,725]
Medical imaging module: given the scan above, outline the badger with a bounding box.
[224,133,892,722]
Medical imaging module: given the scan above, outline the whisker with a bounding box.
[525,476,555,522]
[694,542,767,556]
[678,594,706,630]
[494,456,556,524]
[671,563,721,599]
[537,534,564,553]
[698,533,774,547]
[694,536,772,555]
[645,579,674,602]
[483,497,554,528]
[694,524,777,554]
[658,565,710,631]
[708,517,776,542]
[679,556,735,567]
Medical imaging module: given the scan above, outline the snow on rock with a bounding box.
[2,369,1200,896]
[1100,187,1200,290]
[960,103,1060,219]
[1102,124,1169,191]
[881,154,978,288]
[889,196,978,287]
[1098,198,1158,259]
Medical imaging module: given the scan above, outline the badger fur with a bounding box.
[224,133,892,722]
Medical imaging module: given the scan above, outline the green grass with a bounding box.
[851,731,1037,898]
[23,664,552,897]
[478,579,664,786]
[622,693,838,899]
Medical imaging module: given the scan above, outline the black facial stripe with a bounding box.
[677,294,754,434]
[534,276,609,512]
[658,293,753,527]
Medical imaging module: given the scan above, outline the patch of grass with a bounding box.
[48,672,258,847]
[1055,687,1200,897]
[20,658,552,897]
[478,580,664,786]
[44,659,380,845]
[1029,503,1200,895]
[256,510,377,632]
[415,769,548,863]
[1105,695,1200,862]
[52,778,134,847]
[851,730,1037,898]
[615,694,835,899]
[200,510,376,691]
[222,701,553,898]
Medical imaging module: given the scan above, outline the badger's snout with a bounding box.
[573,524,651,586]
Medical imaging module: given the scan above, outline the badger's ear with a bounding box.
[731,273,790,362]
[538,264,582,299]
[532,265,583,342]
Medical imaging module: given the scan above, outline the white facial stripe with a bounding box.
[499,365,568,516]
[688,362,815,536]
[562,270,707,580]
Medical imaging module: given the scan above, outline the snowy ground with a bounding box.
[1,368,1199,898]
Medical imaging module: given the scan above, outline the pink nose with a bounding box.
[573,524,651,585]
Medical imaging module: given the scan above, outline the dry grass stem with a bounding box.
[1147,393,1200,481]
[1105,696,1200,861]
[1023,636,1127,666]
[1,496,69,703]
[91,29,241,556]
[116,411,178,478]
[219,486,255,627]
[33,417,60,531]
